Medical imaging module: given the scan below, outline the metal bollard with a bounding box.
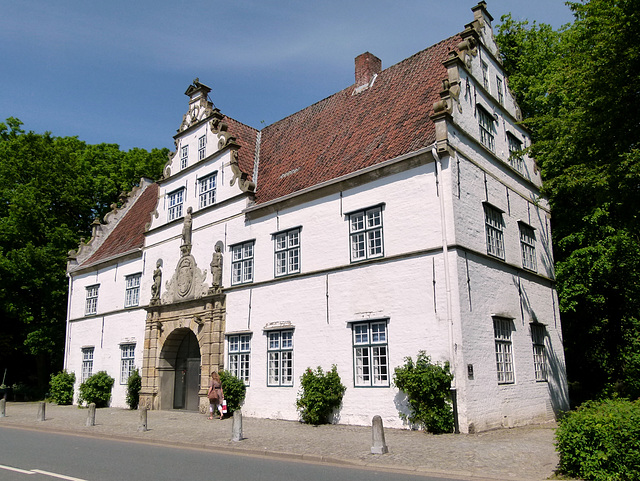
[86,403,96,426]
[0,398,5,418]
[138,406,148,432]
[231,410,243,442]
[36,402,46,422]
[371,415,388,454]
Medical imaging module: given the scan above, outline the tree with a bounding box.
[0,118,168,394]
[496,0,640,402]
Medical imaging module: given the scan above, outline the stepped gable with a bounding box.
[81,182,159,267]
[222,114,258,179]
[255,34,461,205]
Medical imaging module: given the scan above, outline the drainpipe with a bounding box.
[432,145,459,433]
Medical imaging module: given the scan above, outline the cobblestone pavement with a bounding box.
[0,402,564,481]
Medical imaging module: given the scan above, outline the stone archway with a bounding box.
[158,328,200,411]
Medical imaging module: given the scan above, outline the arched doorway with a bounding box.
[159,328,201,411]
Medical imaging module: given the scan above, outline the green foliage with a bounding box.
[125,369,141,410]
[296,365,346,425]
[556,398,640,481]
[218,370,246,414]
[78,371,114,408]
[0,117,168,391]
[496,1,640,402]
[49,370,75,405]
[393,352,454,434]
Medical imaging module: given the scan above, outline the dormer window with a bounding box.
[180,146,188,170]
[198,135,206,160]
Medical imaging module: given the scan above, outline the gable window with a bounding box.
[228,334,251,384]
[494,317,515,384]
[120,344,136,384]
[81,347,94,382]
[231,241,254,285]
[198,173,217,209]
[124,273,141,308]
[168,188,184,221]
[274,228,300,276]
[531,324,548,382]
[352,320,389,387]
[198,135,206,160]
[507,133,524,173]
[519,223,537,272]
[478,106,496,152]
[349,206,383,262]
[180,145,188,170]
[267,330,293,386]
[496,76,504,105]
[85,285,99,316]
[484,204,505,259]
[481,61,489,90]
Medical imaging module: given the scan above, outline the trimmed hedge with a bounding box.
[218,370,246,414]
[49,370,75,405]
[556,398,640,481]
[78,371,114,408]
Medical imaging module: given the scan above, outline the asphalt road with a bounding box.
[0,426,459,481]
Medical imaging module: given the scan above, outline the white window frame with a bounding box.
[531,324,548,382]
[124,273,141,308]
[507,133,524,173]
[198,135,206,160]
[85,285,99,316]
[496,76,504,105]
[228,334,251,385]
[168,188,184,222]
[198,172,217,209]
[231,241,254,285]
[481,61,489,90]
[519,223,537,272]
[81,347,94,383]
[180,145,188,170]
[274,228,300,277]
[267,330,293,387]
[494,317,515,384]
[478,106,496,152]
[484,204,505,259]
[352,320,389,387]
[120,344,136,384]
[349,206,383,262]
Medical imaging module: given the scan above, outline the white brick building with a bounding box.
[65,2,569,433]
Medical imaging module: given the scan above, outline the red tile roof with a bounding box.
[82,183,159,266]
[255,34,461,204]
[222,115,258,178]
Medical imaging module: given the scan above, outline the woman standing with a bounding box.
[207,371,224,420]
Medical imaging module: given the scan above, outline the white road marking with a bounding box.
[0,463,34,474]
[32,469,87,481]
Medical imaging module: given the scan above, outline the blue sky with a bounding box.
[1,1,574,152]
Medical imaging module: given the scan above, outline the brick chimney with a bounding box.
[355,52,382,88]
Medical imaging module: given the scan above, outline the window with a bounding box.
[478,107,496,151]
[519,223,537,272]
[124,273,141,308]
[180,145,188,170]
[484,204,505,259]
[352,320,389,387]
[496,76,504,105]
[198,135,206,160]
[349,206,383,262]
[228,334,251,384]
[267,330,293,386]
[507,133,524,173]
[81,347,94,382]
[274,228,300,276]
[198,173,217,209]
[85,285,99,316]
[120,344,135,384]
[481,61,489,90]
[168,188,184,221]
[531,324,547,382]
[494,317,514,384]
[231,241,254,285]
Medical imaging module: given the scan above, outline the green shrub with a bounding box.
[78,371,114,408]
[218,370,246,414]
[49,371,76,405]
[556,398,640,481]
[126,369,141,410]
[296,365,346,425]
[393,351,454,434]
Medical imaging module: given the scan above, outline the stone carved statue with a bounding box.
[151,259,162,304]
[181,207,193,248]
[210,243,223,292]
